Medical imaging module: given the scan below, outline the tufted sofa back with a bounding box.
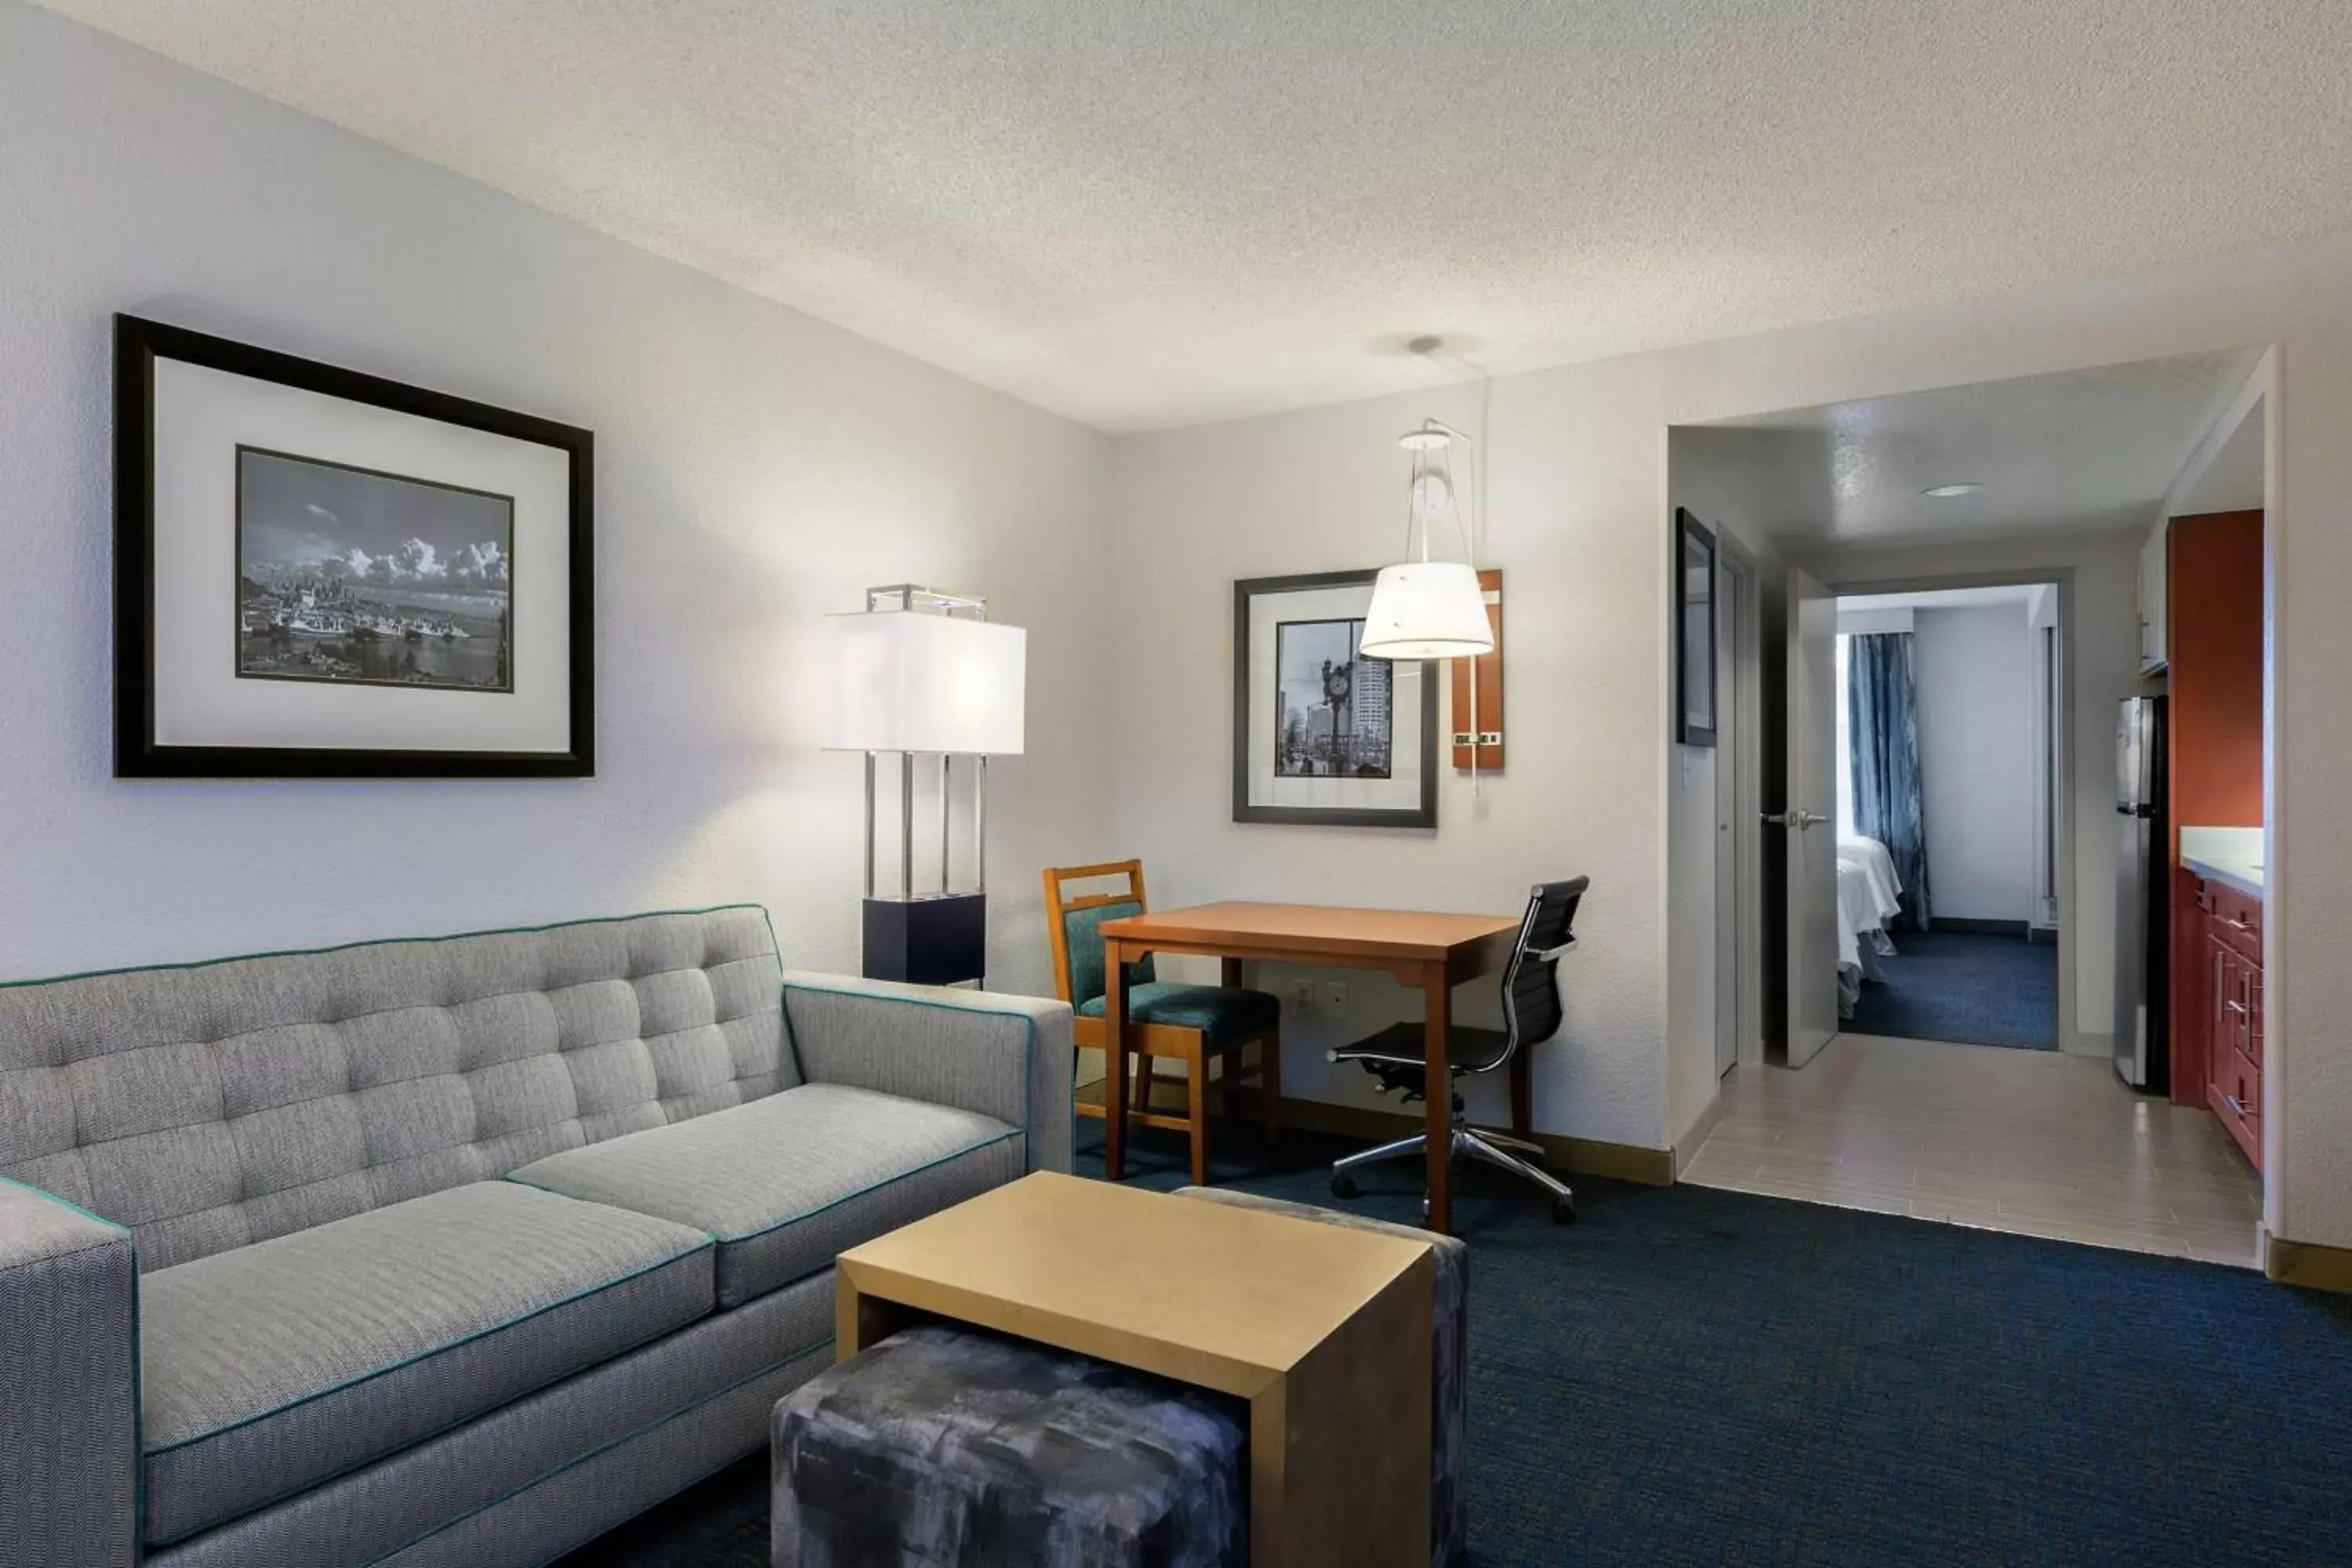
[0,906,790,1271]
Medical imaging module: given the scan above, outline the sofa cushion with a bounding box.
[508,1083,1024,1308]
[140,1180,713,1545]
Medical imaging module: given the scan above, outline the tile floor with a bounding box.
[1684,1032,2266,1266]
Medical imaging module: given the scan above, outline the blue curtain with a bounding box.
[1846,632,1931,929]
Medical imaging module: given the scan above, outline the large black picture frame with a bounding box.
[1674,506,1719,748]
[115,314,596,778]
[1232,568,1439,829]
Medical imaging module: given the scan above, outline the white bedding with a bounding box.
[1835,834,1902,1017]
[1838,834,1903,923]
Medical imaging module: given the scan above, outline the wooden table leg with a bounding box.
[1422,960,1452,1234]
[1105,938,1129,1181]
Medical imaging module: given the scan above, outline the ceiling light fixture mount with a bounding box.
[1922,482,1985,498]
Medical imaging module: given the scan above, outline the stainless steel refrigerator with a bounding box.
[2114,695,2169,1091]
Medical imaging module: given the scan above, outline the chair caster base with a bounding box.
[1330,1171,1359,1200]
[1552,1194,1577,1225]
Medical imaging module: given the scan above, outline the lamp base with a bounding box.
[862,892,987,987]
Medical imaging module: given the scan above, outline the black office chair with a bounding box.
[1329,877,1588,1225]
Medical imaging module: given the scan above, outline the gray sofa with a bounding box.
[0,905,1073,1568]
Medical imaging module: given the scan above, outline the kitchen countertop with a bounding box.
[2180,825,2263,898]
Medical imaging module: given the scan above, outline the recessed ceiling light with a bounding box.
[1922,482,1984,498]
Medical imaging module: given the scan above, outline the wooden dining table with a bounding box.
[1096,901,1524,1234]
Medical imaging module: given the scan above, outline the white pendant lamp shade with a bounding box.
[822,609,1026,754]
[1360,419,1494,660]
[1361,561,1493,659]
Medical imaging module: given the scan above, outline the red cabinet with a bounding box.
[2194,878,2263,1168]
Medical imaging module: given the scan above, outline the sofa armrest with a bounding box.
[781,973,1074,1176]
[0,1178,140,1568]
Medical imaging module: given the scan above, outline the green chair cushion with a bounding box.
[1077,982,1281,1044]
[1063,900,1156,1007]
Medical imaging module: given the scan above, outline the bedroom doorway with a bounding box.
[1832,583,2063,1054]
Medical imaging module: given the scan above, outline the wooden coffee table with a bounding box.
[836,1172,1435,1568]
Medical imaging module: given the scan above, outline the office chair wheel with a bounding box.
[1552,1193,1577,1225]
[1330,1171,1359,1200]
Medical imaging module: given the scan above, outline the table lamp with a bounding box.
[823,586,1025,985]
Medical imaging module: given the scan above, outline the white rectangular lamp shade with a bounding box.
[823,611,1026,755]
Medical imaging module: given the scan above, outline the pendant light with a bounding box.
[1360,418,1494,659]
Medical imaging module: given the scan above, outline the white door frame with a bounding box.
[1817,565,2080,1057]
[1715,534,1768,1070]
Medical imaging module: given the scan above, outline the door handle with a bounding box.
[1761,810,1830,829]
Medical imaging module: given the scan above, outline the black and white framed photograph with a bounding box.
[1234,569,1436,828]
[236,448,514,693]
[1675,506,1718,747]
[1274,617,1392,779]
[116,315,593,776]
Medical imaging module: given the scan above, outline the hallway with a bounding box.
[1686,1033,2262,1265]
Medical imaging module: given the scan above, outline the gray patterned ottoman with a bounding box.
[1173,1186,1468,1568]
[771,1323,1247,1568]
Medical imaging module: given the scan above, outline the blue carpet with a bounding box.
[564,1122,2352,1567]
[1848,928,2059,1050]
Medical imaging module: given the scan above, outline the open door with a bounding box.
[1777,567,1839,1066]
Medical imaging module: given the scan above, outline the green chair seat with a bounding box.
[1078,982,1281,1044]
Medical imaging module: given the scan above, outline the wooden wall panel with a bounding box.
[2165,510,2264,851]
[1449,569,1504,770]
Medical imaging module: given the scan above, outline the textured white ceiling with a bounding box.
[1677,349,2255,552]
[38,1,2352,430]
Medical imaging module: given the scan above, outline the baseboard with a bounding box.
[1932,917,2031,937]
[2063,1030,2113,1060]
[1672,1094,1725,1178]
[1075,1077,1674,1186]
[2263,1230,2352,1293]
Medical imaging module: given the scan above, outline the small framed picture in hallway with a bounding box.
[1675,507,1718,746]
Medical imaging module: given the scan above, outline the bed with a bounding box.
[1835,834,1904,1017]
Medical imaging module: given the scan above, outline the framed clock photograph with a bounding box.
[114,314,595,778]
[1232,569,1438,829]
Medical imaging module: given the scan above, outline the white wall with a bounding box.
[1911,603,2038,924]
[1663,453,1785,1152]
[0,3,1118,990]
[1112,227,2352,1254]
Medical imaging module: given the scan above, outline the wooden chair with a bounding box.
[1043,860,1281,1185]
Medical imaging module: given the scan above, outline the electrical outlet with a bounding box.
[1319,980,1349,1018]
[1289,980,1314,1017]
